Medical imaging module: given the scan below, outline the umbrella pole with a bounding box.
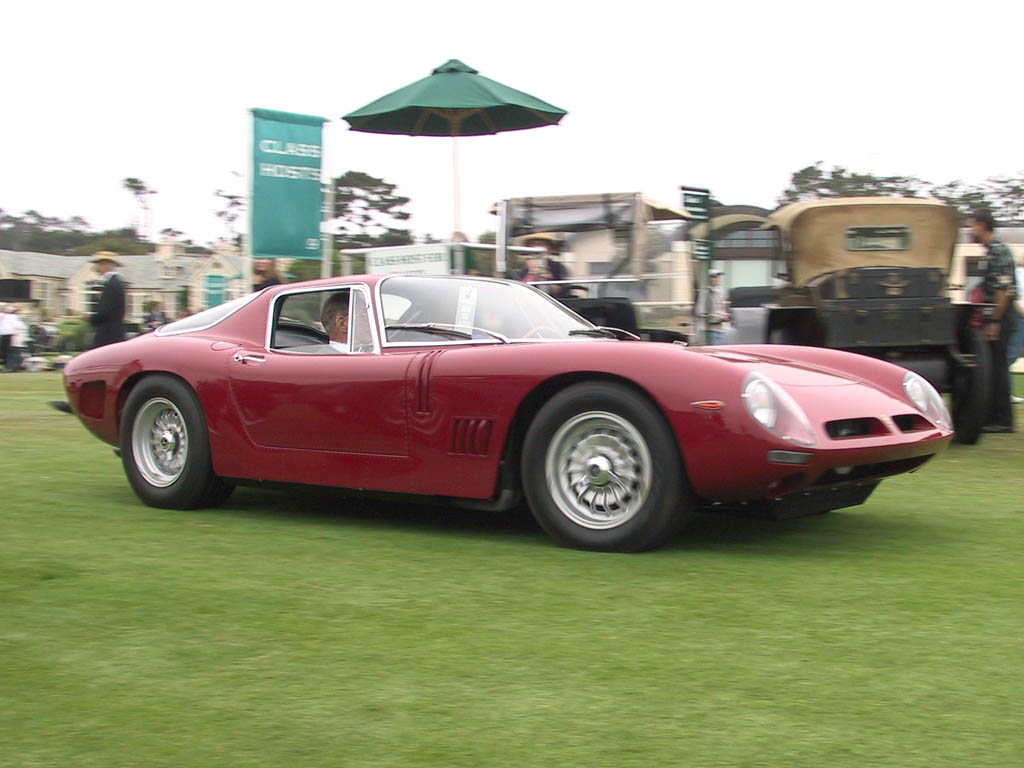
[451,135,462,238]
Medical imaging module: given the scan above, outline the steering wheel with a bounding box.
[523,325,557,339]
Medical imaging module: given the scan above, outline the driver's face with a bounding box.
[330,313,349,342]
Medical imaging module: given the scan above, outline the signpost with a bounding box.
[680,186,711,222]
[692,239,712,260]
[250,108,327,271]
[681,185,714,344]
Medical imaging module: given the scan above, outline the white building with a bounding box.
[0,240,246,320]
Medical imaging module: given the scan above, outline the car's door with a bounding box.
[227,284,410,457]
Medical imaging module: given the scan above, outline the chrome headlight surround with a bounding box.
[902,372,951,430]
[742,372,816,447]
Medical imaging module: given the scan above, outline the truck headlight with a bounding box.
[742,372,816,447]
[902,372,951,430]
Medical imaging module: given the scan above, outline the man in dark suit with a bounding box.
[88,252,126,348]
[50,251,127,413]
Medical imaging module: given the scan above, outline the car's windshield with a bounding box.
[379,276,593,342]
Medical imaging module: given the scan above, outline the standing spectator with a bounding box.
[520,234,569,297]
[967,210,1017,432]
[695,269,729,345]
[0,304,13,368]
[253,258,282,291]
[49,252,126,413]
[88,252,127,348]
[6,305,28,372]
[1008,252,1024,404]
[145,301,167,332]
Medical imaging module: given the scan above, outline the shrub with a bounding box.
[56,317,90,352]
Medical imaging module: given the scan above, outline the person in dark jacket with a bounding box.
[88,252,127,348]
[253,258,282,291]
[49,252,126,413]
[968,210,1018,433]
[144,301,167,332]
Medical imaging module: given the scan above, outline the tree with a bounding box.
[66,228,153,255]
[214,189,245,241]
[778,162,927,205]
[927,180,996,222]
[0,208,151,254]
[777,164,1024,225]
[122,177,157,239]
[329,171,412,249]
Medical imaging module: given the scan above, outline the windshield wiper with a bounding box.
[385,323,508,342]
[569,328,616,339]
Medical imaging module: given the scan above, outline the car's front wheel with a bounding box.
[120,374,234,509]
[522,382,691,551]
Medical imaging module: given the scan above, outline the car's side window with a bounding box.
[270,287,376,354]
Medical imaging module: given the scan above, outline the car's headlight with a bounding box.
[902,372,951,430]
[742,372,816,447]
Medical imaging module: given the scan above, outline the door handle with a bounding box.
[233,352,266,364]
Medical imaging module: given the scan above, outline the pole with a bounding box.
[321,180,334,279]
[495,200,508,276]
[245,112,255,295]
[321,121,333,279]
[452,135,462,238]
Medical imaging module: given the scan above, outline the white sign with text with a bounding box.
[364,244,451,275]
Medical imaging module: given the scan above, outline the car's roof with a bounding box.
[263,273,517,295]
[767,197,954,234]
[765,197,959,285]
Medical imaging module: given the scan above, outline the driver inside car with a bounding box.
[321,292,350,353]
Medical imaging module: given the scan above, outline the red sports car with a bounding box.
[64,274,952,551]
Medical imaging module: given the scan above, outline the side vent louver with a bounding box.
[413,350,442,414]
[450,418,493,456]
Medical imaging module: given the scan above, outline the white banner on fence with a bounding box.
[364,244,451,275]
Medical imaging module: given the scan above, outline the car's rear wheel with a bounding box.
[522,382,691,551]
[951,326,992,444]
[120,375,234,509]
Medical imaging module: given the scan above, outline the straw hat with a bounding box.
[521,232,562,254]
[90,251,123,266]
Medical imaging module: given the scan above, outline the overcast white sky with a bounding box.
[5,0,1022,245]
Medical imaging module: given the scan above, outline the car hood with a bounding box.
[692,348,860,387]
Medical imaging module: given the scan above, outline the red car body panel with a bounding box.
[64,276,952,507]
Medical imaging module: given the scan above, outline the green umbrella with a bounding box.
[343,59,566,235]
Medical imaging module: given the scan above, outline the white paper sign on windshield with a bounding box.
[454,286,478,335]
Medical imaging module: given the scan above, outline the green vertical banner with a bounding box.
[250,108,327,260]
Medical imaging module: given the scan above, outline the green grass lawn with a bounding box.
[2,373,1023,768]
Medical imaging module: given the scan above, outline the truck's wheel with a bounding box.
[521,382,692,552]
[120,375,234,508]
[951,326,992,444]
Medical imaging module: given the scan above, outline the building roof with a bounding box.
[0,247,242,289]
[0,250,91,278]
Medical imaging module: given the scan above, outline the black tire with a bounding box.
[119,374,234,509]
[951,326,992,445]
[521,382,692,552]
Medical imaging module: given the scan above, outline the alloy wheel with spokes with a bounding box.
[522,381,690,552]
[132,397,189,487]
[119,374,234,509]
[545,411,652,529]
